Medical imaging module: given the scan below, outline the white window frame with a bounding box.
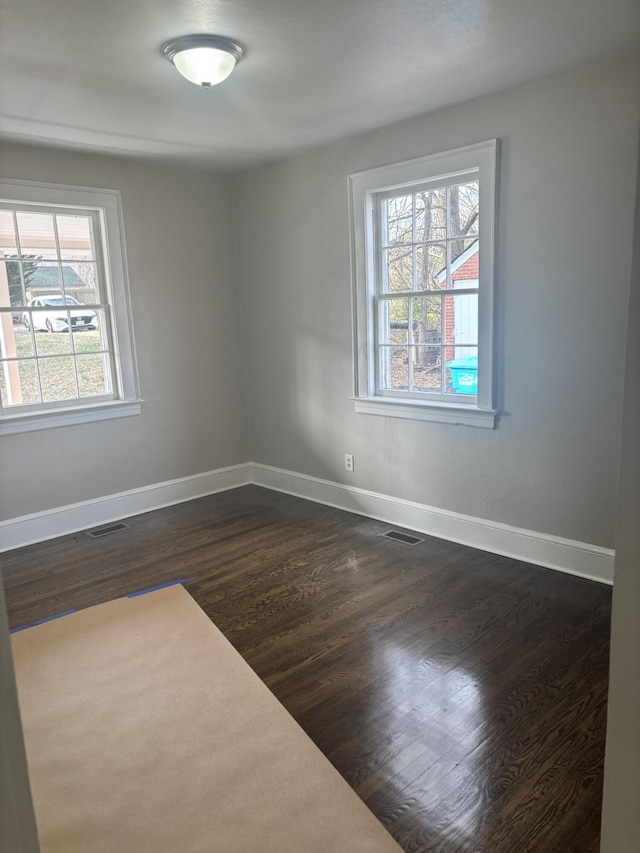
[0,179,142,435]
[348,140,499,428]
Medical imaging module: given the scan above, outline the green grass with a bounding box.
[2,327,110,406]
[14,326,104,357]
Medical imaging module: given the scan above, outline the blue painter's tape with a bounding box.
[10,609,76,634]
[126,578,196,599]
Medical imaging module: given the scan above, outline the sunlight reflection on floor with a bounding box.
[379,638,489,846]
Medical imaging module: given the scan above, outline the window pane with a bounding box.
[384,195,413,245]
[412,296,441,345]
[411,348,442,393]
[70,300,99,331]
[39,356,78,402]
[76,353,111,397]
[24,261,62,299]
[35,323,72,355]
[0,210,18,254]
[449,237,479,277]
[443,293,478,345]
[0,260,27,307]
[379,346,408,390]
[10,324,35,358]
[56,215,95,260]
[382,246,413,293]
[0,314,21,360]
[445,346,478,395]
[62,262,98,300]
[448,181,479,238]
[379,298,409,345]
[450,345,478,360]
[415,187,446,242]
[15,211,56,254]
[0,213,23,317]
[416,243,447,291]
[73,313,107,353]
[8,257,48,302]
[29,297,67,334]
[0,359,42,406]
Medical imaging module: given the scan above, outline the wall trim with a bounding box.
[250,463,615,585]
[1,461,614,585]
[0,464,251,553]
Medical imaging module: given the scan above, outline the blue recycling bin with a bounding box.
[446,356,478,395]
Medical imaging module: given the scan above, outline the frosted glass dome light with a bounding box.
[162,35,245,88]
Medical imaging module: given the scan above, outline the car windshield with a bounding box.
[42,297,79,306]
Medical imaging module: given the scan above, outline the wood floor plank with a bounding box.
[1,486,611,852]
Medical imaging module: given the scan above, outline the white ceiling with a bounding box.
[1,0,638,172]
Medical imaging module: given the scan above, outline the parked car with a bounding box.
[22,296,97,332]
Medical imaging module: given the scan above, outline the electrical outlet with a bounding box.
[345,453,354,472]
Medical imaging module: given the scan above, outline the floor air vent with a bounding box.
[383,530,423,545]
[86,522,129,538]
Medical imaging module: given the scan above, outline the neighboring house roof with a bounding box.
[435,238,478,285]
[27,266,85,290]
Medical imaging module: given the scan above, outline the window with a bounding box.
[0,180,141,434]
[349,140,498,428]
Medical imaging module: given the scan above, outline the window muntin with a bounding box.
[0,180,141,434]
[349,141,498,427]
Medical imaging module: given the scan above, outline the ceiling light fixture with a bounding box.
[162,35,245,88]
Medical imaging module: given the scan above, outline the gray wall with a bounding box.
[601,127,640,853]
[235,53,640,548]
[0,144,249,520]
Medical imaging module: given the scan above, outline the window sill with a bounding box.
[352,396,498,428]
[0,399,144,436]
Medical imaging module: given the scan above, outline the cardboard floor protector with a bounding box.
[11,585,403,853]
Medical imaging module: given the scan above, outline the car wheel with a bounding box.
[23,316,31,331]
[46,318,55,333]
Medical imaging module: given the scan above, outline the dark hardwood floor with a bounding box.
[1,486,611,852]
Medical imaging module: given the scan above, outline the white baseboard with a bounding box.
[1,461,614,585]
[250,464,615,585]
[0,464,251,553]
